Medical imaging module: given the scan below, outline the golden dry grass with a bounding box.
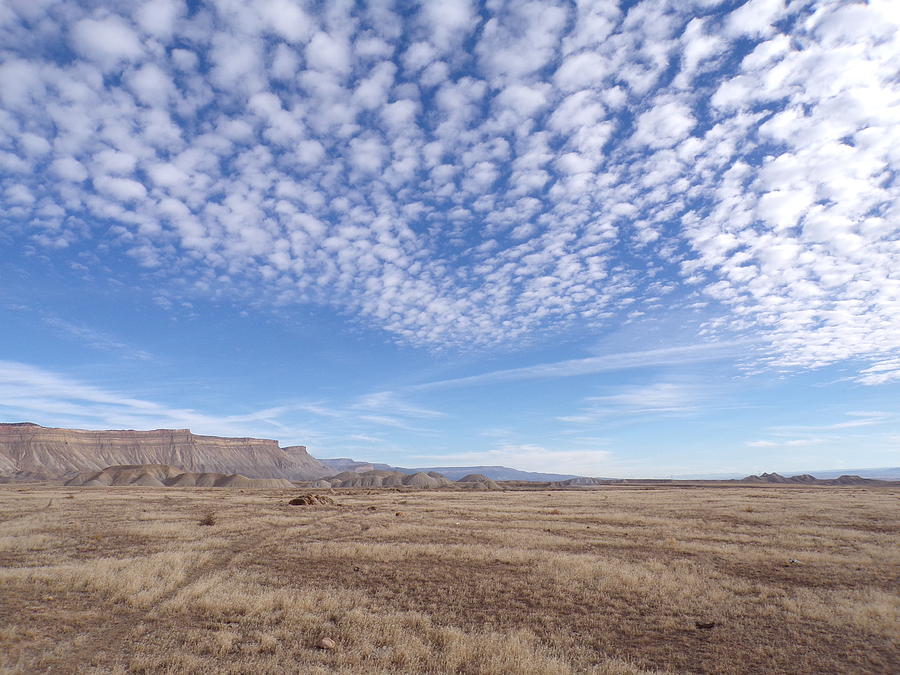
[0,484,897,674]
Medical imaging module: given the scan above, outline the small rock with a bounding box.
[367,506,377,511]
[317,637,336,650]
[395,511,403,517]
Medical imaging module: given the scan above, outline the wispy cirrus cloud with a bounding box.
[0,360,446,451]
[0,360,295,438]
[557,382,707,423]
[40,316,153,361]
[352,391,446,418]
[746,410,895,449]
[768,411,893,434]
[746,438,824,448]
[855,359,900,386]
[412,341,746,390]
[4,305,153,361]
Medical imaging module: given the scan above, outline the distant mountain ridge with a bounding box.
[318,458,585,482]
[678,467,900,481]
[0,422,331,480]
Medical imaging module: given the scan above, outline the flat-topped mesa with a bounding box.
[0,422,331,480]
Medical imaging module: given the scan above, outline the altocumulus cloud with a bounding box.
[1,0,898,382]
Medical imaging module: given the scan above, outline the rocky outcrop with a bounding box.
[0,422,331,480]
[322,469,453,488]
[553,476,620,487]
[457,473,502,490]
[741,472,886,486]
[829,475,881,485]
[288,494,337,506]
[65,464,294,488]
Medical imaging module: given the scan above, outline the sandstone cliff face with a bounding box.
[0,423,331,480]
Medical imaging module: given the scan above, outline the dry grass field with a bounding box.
[0,484,897,674]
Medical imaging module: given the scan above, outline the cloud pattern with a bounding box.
[1,0,898,381]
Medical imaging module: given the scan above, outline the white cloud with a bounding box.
[127,63,174,107]
[0,59,44,109]
[725,0,786,39]
[674,17,725,88]
[92,149,138,175]
[556,152,595,175]
[147,163,188,188]
[588,383,701,415]
[40,315,152,360]
[548,91,606,133]
[0,361,283,437]
[352,391,445,420]
[414,342,747,391]
[856,359,900,386]
[6,184,34,204]
[349,134,386,173]
[769,412,892,434]
[354,61,395,109]
[135,0,183,40]
[210,35,264,91]
[70,16,143,69]
[171,48,198,71]
[495,83,549,118]
[746,438,823,448]
[1,0,898,387]
[476,2,568,84]
[381,98,418,128]
[20,133,51,156]
[420,0,475,51]
[554,51,609,92]
[50,157,88,182]
[261,0,313,43]
[306,31,352,74]
[93,176,147,201]
[632,100,696,148]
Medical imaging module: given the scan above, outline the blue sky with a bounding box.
[1,0,898,477]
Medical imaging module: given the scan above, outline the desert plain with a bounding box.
[0,484,897,674]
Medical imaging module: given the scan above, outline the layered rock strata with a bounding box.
[0,422,330,480]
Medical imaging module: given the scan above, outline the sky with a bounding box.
[1,0,899,478]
